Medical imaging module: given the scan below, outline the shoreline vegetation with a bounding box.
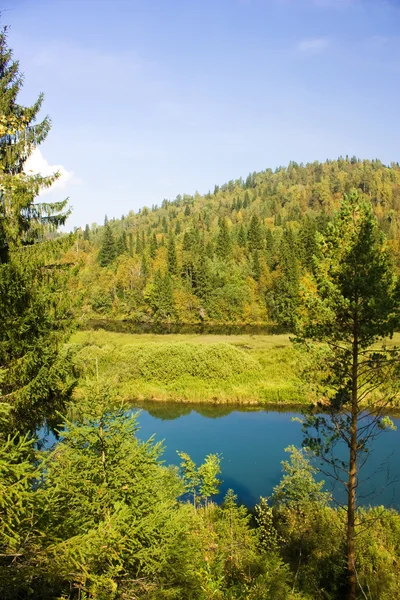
[69,329,400,408]
[70,329,306,405]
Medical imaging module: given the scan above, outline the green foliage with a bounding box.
[178,451,222,507]
[0,26,70,262]
[39,384,192,599]
[0,403,39,575]
[247,214,264,251]
[167,233,178,275]
[0,258,75,431]
[0,24,74,432]
[216,217,232,259]
[72,156,400,326]
[69,330,308,405]
[146,270,174,320]
[98,223,117,266]
[295,190,400,599]
[271,446,331,509]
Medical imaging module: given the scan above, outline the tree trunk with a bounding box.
[347,330,358,600]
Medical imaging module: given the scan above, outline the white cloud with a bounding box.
[297,37,331,54]
[24,149,79,195]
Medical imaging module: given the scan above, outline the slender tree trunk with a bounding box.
[347,328,358,600]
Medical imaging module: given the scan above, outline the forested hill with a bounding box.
[70,157,400,325]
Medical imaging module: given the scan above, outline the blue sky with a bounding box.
[4,0,400,229]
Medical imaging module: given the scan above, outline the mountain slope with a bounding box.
[69,157,400,325]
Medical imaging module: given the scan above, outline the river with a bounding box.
[132,402,400,509]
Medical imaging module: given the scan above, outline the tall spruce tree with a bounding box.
[237,223,246,248]
[98,223,117,266]
[0,25,73,432]
[247,214,264,251]
[216,217,231,259]
[167,232,178,275]
[0,28,70,263]
[268,227,300,328]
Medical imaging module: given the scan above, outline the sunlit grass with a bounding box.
[69,330,304,405]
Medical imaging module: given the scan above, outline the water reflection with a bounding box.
[132,400,298,421]
[82,319,288,336]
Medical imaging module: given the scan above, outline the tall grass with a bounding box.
[69,330,307,405]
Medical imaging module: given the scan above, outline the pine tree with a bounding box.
[135,230,142,254]
[39,385,192,599]
[216,217,231,259]
[299,215,319,272]
[128,231,134,256]
[268,227,300,327]
[116,230,128,255]
[237,224,246,248]
[98,223,117,266]
[167,233,178,275]
[296,191,400,600]
[0,25,74,432]
[0,26,70,263]
[147,270,174,319]
[149,231,158,259]
[141,252,149,277]
[252,250,261,282]
[247,214,264,251]
[83,224,90,241]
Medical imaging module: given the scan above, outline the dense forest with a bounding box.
[70,158,400,326]
[1,20,400,600]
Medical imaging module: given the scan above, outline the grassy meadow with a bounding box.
[69,329,308,405]
[69,330,400,407]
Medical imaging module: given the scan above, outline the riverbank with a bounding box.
[69,330,308,405]
[69,330,400,408]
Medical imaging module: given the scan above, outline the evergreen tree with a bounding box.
[247,214,264,251]
[298,215,319,272]
[98,223,117,267]
[117,230,128,255]
[0,25,74,432]
[216,217,231,259]
[296,191,400,600]
[140,252,149,277]
[135,230,142,254]
[147,270,174,319]
[0,26,70,263]
[182,231,191,252]
[205,240,214,259]
[38,385,192,599]
[237,223,247,248]
[149,231,158,259]
[128,231,134,256]
[268,227,300,328]
[252,250,261,282]
[167,233,178,275]
[0,404,43,596]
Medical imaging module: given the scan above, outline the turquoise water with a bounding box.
[133,403,400,508]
